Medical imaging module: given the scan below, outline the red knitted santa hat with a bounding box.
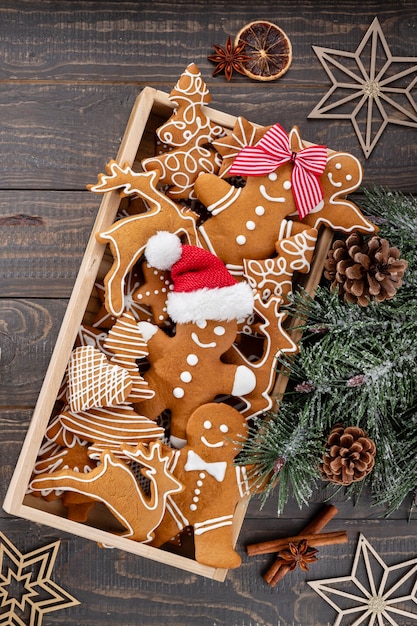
[144,231,254,324]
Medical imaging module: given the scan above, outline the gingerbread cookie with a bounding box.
[89,163,200,317]
[136,232,255,446]
[59,404,164,459]
[152,402,250,569]
[66,345,132,412]
[103,311,154,402]
[243,220,318,304]
[195,123,377,275]
[31,441,184,544]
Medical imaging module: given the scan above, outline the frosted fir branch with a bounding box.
[237,408,322,515]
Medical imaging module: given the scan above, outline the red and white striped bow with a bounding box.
[229,123,328,220]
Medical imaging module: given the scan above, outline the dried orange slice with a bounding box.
[235,20,292,82]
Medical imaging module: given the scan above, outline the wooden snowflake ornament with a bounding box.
[308,533,417,625]
[0,532,79,626]
[308,18,417,158]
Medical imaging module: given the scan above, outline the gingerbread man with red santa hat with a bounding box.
[135,231,256,448]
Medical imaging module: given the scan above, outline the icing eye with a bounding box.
[196,320,207,329]
[203,420,212,430]
[268,172,277,181]
[283,180,291,190]
[214,326,225,336]
[335,162,342,169]
[220,424,229,433]
[346,174,352,181]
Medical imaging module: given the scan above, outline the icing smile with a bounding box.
[259,185,285,203]
[191,332,216,348]
[201,436,224,448]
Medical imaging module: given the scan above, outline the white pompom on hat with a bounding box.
[145,231,254,324]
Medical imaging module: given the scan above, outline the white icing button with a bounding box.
[158,315,164,321]
[214,326,225,336]
[194,489,200,495]
[153,270,158,275]
[335,162,342,169]
[153,289,159,295]
[199,472,205,479]
[246,220,256,231]
[186,353,199,366]
[180,371,192,383]
[137,294,143,300]
[173,387,184,398]
[268,172,277,181]
[236,235,246,245]
[193,496,199,503]
[283,180,291,190]
[145,291,150,296]
[255,205,265,216]
[197,480,203,487]
[190,504,197,511]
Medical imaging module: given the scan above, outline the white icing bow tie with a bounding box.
[184,450,227,482]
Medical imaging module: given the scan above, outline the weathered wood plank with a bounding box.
[0,191,100,296]
[0,513,414,626]
[0,0,415,84]
[0,299,68,406]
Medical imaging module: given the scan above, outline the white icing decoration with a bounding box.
[190,503,197,511]
[231,365,256,396]
[236,235,246,245]
[283,180,291,190]
[191,332,216,348]
[173,387,184,398]
[184,450,227,481]
[255,205,265,215]
[268,172,277,181]
[220,424,228,433]
[335,162,342,169]
[203,420,212,430]
[180,371,192,383]
[186,353,199,365]
[201,436,223,449]
[246,220,256,231]
[214,326,225,336]
[259,185,285,202]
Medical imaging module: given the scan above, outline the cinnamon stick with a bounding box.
[253,504,341,587]
[248,530,347,556]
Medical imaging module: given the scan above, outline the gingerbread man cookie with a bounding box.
[152,402,249,569]
[136,232,255,446]
[195,123,377,275]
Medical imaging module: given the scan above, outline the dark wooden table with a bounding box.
[1,2,416,625]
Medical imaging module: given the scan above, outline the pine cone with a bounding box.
[320,424,376,485]
[324,233,408,306]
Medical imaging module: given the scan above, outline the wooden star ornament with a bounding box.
[0,532,79,625]
[308,533,417,625]
[308,18,417,158]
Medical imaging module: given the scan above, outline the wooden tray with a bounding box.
[3,87,332,581]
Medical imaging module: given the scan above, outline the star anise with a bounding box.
[208,35,250,82]
[278,539,319,572]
